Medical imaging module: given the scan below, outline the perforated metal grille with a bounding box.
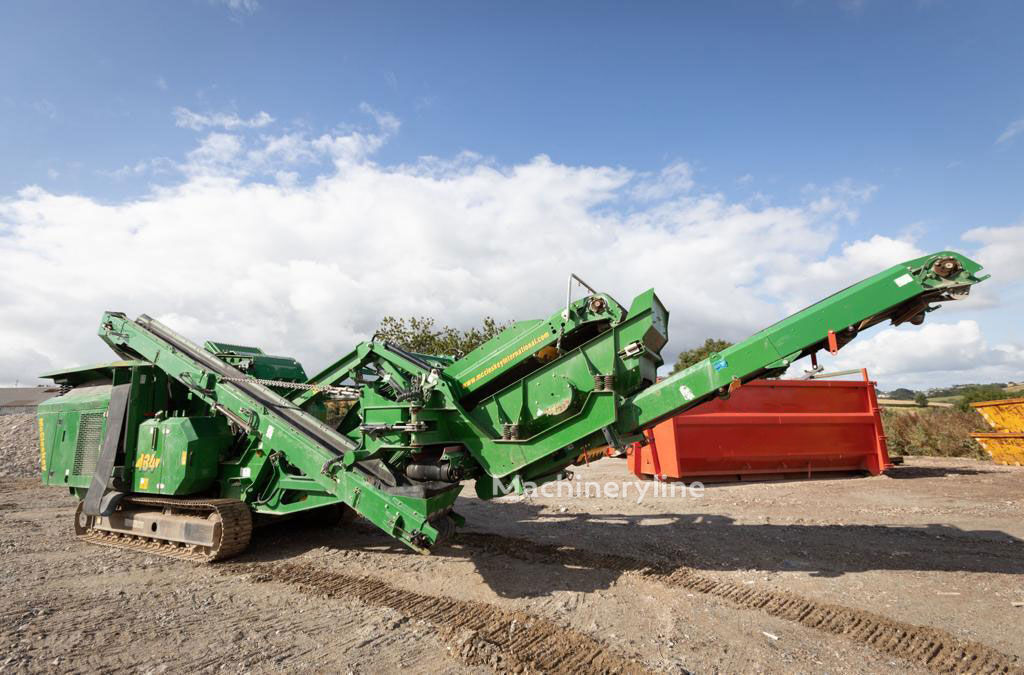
[73,413,104,476]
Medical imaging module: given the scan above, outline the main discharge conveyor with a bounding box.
[38,252,987,560]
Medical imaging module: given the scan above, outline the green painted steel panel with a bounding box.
[133,417,232,495]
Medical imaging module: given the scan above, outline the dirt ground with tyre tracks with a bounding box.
[0,449,1022,674]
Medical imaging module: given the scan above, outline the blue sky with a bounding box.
[1,1,1022,389]
[6,1,1024,225]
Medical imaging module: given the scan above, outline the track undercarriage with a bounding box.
[74,496,252,562]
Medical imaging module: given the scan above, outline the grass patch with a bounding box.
[881,407,990,460]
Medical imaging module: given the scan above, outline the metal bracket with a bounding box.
[618,341,646,359]
[360,422,428,438]
[601,426,626,453]
[803,351,825,378]
[556,273,599,353]
[827,330,839,355]
[180,371,215,396]
[320,456,343,480]
[215,404,253,435]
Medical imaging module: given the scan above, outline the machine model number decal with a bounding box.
[135,453,162,471]
[462,332,551,388]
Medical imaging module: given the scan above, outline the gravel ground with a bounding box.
[0,414,39,479]
[1,415,1023,673]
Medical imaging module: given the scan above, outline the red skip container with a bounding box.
[627,370,890,482]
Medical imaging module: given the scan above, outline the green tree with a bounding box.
[887,388,916,401]
[373,316,508,358]
[914,392,929,407]
[670,338,734,375]
[956,385,1012,412]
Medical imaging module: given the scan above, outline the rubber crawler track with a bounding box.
[76,497,252,562]
[225,561,648,675]
[455,533,1022,675]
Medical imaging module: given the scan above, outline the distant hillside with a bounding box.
[880,382,1021,399]
[878,382,1019,412]
[924,382,1018,398]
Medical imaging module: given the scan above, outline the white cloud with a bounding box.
[156,77,168,91]
[763,233,925,312]
[832,320,1024,389]
[0,108,1014,391]
[801,179,878,222]
[173,107,274,131]
[356,102,400,136]
[33,99,56,119]
[211,0,259,13]
[101,108,398,183]
[630,161,695,201]
[178,110,397,177]
[962,223,1024,282]
[996,118,1024,145]
[103,157,176,180]
[183,132,244,173]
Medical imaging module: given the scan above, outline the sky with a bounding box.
[1,0,1022,391]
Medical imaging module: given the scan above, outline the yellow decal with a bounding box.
[38,418,46,472]
[135,453,161,471]
[462,332,551,388]
[181,450,188,466]
[139,476,149,490]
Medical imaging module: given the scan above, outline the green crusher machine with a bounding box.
[37,252,987,560]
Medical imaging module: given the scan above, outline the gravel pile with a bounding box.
[0,414,41,478]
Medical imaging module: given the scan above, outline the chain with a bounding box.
[220,376,361,398]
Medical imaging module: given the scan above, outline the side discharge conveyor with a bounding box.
[38,251,988,560]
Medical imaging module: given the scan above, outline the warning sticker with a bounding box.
[894,273,914,287]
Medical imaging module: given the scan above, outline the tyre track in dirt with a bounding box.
[224,561,649,675]
[456,532,1022,675]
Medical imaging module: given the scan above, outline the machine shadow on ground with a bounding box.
[236,494,1024,599]
[883,464,999,479]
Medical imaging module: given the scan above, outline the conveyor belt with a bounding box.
[136,315,358,457]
